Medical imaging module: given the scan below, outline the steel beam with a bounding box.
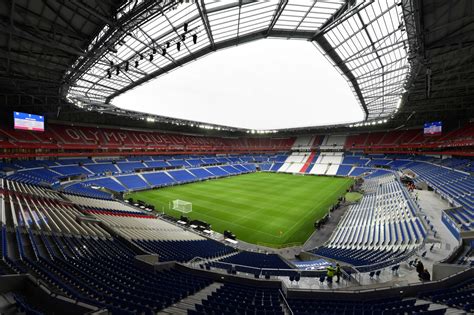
[0,19,85,56]
[103,29,315,101]
[195,0,215,51]
[266,0,288,36]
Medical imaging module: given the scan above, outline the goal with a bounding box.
[171,199,192,213]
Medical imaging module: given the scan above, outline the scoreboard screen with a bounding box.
[423,121,442,136]
[14,111,45,132]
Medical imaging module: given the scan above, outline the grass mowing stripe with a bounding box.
[127,172,353,248]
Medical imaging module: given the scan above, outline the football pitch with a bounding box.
[127,172,354,248]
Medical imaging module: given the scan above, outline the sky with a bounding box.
[113,39,364,130]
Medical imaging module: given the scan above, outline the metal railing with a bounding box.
[351,247,419,276]
[279,289,294,315]
[188,256,359,287]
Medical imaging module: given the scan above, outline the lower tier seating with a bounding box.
[311,175,423,270]
[24,236,213,314]
[418,278,474,313]
[287,297,436,315]
[134,239,236,262]
[12,293,48,315]
[311,247,406,270]
[217,251,291,271]
[190,283,284,315]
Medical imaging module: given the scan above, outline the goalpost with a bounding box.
[171,199,192,213]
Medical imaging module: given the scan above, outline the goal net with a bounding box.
[171,199,192,213]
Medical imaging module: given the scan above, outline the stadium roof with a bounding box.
[64,0,412,124]
[1,0,473,132]
[0,0,127,109]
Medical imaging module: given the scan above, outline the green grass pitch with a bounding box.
[127,172,354,248]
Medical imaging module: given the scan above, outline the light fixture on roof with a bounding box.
[152,48,157,54]
[184,23,188,33]
[177,42,181,51]
[135,60,139,67]
[140,54,144,60]
[125,62,129,72]
[182,33,186,41]
[115,67,119,75]
[149,54,153,61]
[161,48,166,56]
[166,42,170,48]
[193,34,197,44]
[107,70,111,78]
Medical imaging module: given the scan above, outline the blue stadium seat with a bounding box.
[142,172,176,186]
[116,175,149,190]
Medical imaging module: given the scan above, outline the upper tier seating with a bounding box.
[321,135,347,149]
[344,123,474,150]
[0,123,295,158]
[2,122,473,160]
